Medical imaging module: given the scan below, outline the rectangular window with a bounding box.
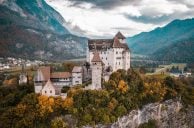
[50,90,52,93]
[45,91,47,93]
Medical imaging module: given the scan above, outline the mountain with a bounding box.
[0,0,87,60]
[153,38,194,63]
[127,18,194,56]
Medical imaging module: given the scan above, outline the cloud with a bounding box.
[46,0,194,38]
[68,0,142,10]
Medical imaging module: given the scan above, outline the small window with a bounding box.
[45,91,47,93]
[106,57,107,60]
[102,57,103,59]
[116,51,118,54]
[50,90,52,93]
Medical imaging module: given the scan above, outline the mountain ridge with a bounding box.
[0,0,88,60]
[127,18,194,56]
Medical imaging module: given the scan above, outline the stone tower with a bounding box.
[91,51,102,90]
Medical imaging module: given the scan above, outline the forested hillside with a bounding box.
[0,0,87,60]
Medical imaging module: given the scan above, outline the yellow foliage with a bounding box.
[38,95,55,117]
[118,80,128,93]
[63,97,73,108]
[143,80,167,101]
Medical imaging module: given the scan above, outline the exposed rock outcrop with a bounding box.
[84,99,194,128]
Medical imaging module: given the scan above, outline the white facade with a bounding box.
[87,48,130,72]
[87,32,130,72]
[72,72,82,85]
[41,80,56,97]
[72,66,83,86]
[19,74,27,85]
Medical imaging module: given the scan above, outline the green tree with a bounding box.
[51,117,67,128]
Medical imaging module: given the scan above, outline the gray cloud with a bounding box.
[126,8,194,25]
[168,0,194,8]
[68,0,142,9]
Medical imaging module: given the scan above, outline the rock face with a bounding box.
[112,100,193,128]
[84,100,194,128]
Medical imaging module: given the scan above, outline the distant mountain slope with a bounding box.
[1,0,69,34]
[152,38,194,63]
[127,18,194,55]
[0,0,87,60]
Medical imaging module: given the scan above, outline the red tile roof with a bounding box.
[115,31,126,39]
[39,66,50,81]
[91,51,102,62]
[51,72,71,79]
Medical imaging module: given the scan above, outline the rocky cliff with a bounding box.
[84,100,194,128]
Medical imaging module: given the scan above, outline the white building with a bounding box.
[19,73,28,85]
[34,66,83,96]
[34,66,50,94]
[72,66,83,86]
[41,80,56,97]
[34,32,131,95]
[50,72,72,93]
[87,32,130,72]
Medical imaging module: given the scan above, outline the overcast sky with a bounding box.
[45,0,194,38]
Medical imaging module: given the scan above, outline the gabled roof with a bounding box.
[42,80,56,91]
[113,37,130,50]
[51,72,71,79]
[112,37,123,48]
[72,66,82,73]
[115,31,126,39]
[91,51,102,62]
[39,66,50,81]
[34,66,50,81]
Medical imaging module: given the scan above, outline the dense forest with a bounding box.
[152,38,194,63]
[0,69,193,128]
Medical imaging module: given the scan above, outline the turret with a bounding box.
[91,51,102,90]
[115,31,126,43]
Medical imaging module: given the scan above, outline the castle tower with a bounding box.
[115,31,126,44]
[19,61,28,85]
[91,51,102,90]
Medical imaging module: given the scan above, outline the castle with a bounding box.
[34,32,131,97]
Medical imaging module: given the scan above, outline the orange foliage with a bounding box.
[118,80,128,93]
[63,97,73,108]
[38,95,55,117]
